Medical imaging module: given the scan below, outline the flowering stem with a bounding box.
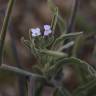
[0,0,15,65]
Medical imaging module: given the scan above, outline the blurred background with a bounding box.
[0,0,96,96]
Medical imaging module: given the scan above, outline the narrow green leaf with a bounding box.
[56,57,96,75]
[52,32,83,48]
[51,7,59,32]
[56,57,96,84]
[40,49,68,57]
[57,15,66,33]
[58,41,74,51]
[0,64,45,79]
[73,79,96,96]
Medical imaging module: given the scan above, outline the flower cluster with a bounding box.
[31,25,52,37]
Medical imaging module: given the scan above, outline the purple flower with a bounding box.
[31,28,41,37]
[44,25,51,30]
[44,25,52,36]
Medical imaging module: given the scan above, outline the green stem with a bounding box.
[0,0,15,65]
